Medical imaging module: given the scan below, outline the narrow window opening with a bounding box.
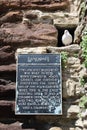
[57,27,76,47]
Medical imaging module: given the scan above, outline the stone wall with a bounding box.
[16,44,81,130]
[0,0,87,130]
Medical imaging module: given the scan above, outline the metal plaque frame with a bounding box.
[15,54,62,115]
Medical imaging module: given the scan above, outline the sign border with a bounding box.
[15,53,62,115]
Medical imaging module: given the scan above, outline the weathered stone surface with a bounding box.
[0,64,16,72]
[75,118,83,128]
[40,15,53,24]
[63,79,76,98]
[0,82,15,99]
[0,11,22,24]
[67,57,80,66]
[16,47,47,59]
[23,10,53,24]
[67,105,80,118]
[83,120,87,128]
[75,127,82,130]
[0,10,54,25]
[0,121,36,130]
[74,22,85,44]
[49,127,62,130]
[0,122,36,130]
[36,115,76,128]
[16,45,80,57]
[62,57,82,98]
[23,5,79,28]
[0,0,20,11]
[0,125,36,130]
[81,111,87,118]
[54,13,79,28]
[0,0,69,12]
[47,44,81,53]
[0,64,16,82]
[0,100,15,118]
[16,47,47,54]
[36,101,78,121]
[0,122,22,130]
[29,0,69,11]
[82,24,87,36]
[79,67,87,78]
[25,2,79,28]
[0,23,58,48]
[0,0,80,30]
[0,46,15,65]
[53,0,82,29]
[69,128,75,130]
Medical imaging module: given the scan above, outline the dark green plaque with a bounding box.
[16,54,62,115]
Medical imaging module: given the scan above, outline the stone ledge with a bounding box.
[47,44,81,53]
[16,44,81,57]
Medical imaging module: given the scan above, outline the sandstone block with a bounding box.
[0,23,58,48]
[23,10,53,24]
[67,105,80,118]
[83,120,87,128]
[0,64,16,82]
[0,82,15,99]
[0,11,22,24]
[47,44,81,53]
[67,57,80,66]
[49,127,62,130]
[0,64,16,72]
[62,79,75,98]
[0,0,69,12]
[75,127,82,130]
[16,47,47,59]
[0,122,22,130]
[0,100,15,118]
[69,128,75,130]
[0,46,15,65]
[75,118,83,128]
[62,78,81,98]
